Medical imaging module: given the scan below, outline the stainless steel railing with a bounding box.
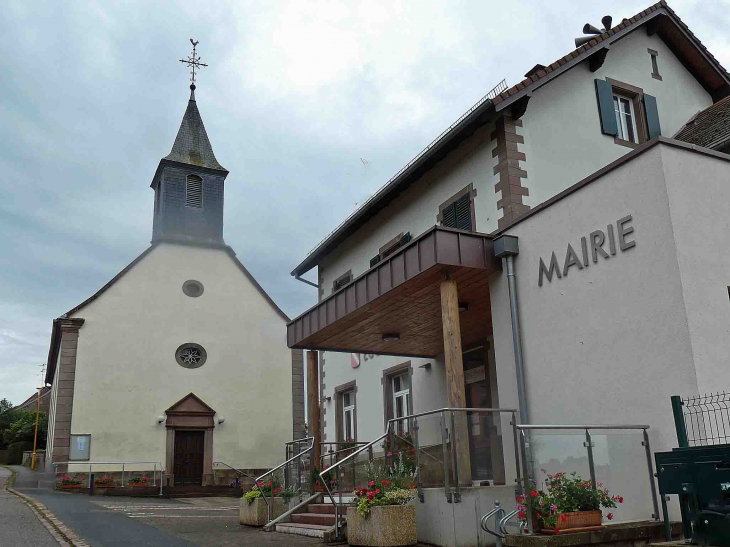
[515,424,660,535]
[256,437,315,523]
[319,407,520,540]
[54,461,164,496]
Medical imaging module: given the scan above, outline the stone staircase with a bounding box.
[271,494,354,541]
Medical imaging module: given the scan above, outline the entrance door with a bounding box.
[463,347,495,482]
[174,431,205,485]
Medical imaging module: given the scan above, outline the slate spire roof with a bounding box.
[164,85,227,172]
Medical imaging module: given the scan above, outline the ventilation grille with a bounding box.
[333,274,353,292]
[186,175,203,208]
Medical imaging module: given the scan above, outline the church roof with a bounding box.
[163,88,227,172]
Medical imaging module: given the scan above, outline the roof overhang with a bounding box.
[287,226,501,357]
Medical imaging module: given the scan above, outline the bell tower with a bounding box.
[151,41,228,246]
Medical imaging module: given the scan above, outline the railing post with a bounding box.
[368,445,373,463]
[584,429,597,490]
[153,463,156,487]
[450,411,461,503]
[642,429,660,520]
[519,430,534,535]
[88,464,92,489]
[670,396,689,448]
[122,463,125,487]
[441,412,452,503]
[511,413,522,493]
[413,417,424,502]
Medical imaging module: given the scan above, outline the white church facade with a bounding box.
[44,83,304,487]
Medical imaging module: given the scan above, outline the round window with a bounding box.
[182,280,204,297]
[175,343,207,369]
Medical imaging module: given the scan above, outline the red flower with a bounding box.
[268,482,272,487]
[410,485,416,489]
[375,489,380,494]
[530,490,539,498]
[618,496,624,504]
[381,480,391,486]
[369,481,375,487]
[607,513,614,520]
[561,515,567,523]
[517,511,526,519]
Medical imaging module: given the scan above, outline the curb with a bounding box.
[1,465,91,547]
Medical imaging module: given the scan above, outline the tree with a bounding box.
[3,411,47,448]
[0,399,18,449]
[0,398,13,415]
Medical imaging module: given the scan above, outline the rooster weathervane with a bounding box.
[179,39,208,87]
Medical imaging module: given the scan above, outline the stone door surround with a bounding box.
[164,393,215,486]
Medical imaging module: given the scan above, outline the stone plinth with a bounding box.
[346,505,417,546]
[239,497,286,527]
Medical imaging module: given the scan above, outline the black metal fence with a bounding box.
[671,392,730,447]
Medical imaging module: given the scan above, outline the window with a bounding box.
[438,184,476,231]
[332,270,352,293]
[335,382,357,443]
[342,391,355,442]
[613,94,637,144]
[182,280,204,297]
[186,175,203,208]
[595,78,661,148]
[392,373,410,434]
[369,233,412,268]
[175,343,207,368]
[648,49,662,81]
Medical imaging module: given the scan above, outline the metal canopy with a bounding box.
[287,226,501,357]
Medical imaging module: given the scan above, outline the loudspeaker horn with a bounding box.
[601,16,613,31]
[582,23,602,35]
[574,35,596,48]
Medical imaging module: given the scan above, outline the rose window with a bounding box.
[175,343,207,368]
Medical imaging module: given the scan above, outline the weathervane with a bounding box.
[179,39,208,88]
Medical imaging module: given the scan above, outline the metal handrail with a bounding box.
[517,424,651,430]
[256,437,315,523]
[212,461,258,493]
[285,436,314,447]
[320,407,520,541]
[54,461,163,495]
[393,432,443,465]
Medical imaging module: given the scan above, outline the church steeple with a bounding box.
[151,41,228,247]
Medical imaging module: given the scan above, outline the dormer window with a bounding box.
[186,175,203,208]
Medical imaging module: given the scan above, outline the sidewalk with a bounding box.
[0,467,59,547]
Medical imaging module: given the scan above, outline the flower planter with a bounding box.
[129,482,149,488]
[239,497,286,527]
[544,510,603,531]
[95,483,116,488]
[61,484,83,490]
[346,505,417,547]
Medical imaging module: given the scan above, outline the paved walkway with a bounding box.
[10,465,322,546]
[0,467,60,547]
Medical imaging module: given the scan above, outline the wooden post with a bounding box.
[440,279,472,485]
[307,351,321,473]
[31,387,41,471]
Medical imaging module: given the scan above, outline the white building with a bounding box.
[44,83,305,488]
[285,3,730,545]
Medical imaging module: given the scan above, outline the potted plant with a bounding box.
[518,472,623,534]
[94,476,115,488]
[311,467,326,492]
[128,476,149,487]
[239,480,295,526]
[347,454,418,546]
[60,476,85,489]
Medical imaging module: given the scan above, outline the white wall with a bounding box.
[660,146,730,394]
[66,242,291,471]
[490,144,726,521]
[520,29,712,208]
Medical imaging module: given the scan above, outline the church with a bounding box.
[44,59,304,487]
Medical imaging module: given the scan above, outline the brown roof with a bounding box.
[674,95,730,150]
[14,387,51,410]
[291,1,730,278]
[492,1,729,108]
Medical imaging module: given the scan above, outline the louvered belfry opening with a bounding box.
[186,175,203,208]
[442,193,472,231]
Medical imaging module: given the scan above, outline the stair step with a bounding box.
[307,503,336,514]
[291,513,336,526]
[275,523,330,538]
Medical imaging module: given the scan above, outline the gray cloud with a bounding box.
[1,0,728,404]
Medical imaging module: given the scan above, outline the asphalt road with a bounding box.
[0,467,59,547]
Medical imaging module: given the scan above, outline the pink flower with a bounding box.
[607,513,614,520]
[550,504,557,511]
[387,452,393,457]
[617,496,624,504]
[369,481,375,487]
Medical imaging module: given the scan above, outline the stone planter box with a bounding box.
[239,497,286,527]
[346,505,417,546]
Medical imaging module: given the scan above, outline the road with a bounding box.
[0,466,59,547]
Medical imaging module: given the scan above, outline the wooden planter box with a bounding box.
[61,484,83,489]
[543,510,603,532]
[94,483,116,488]
[129,482,149,488]
[239,497,286,527]
[347,505,417,547]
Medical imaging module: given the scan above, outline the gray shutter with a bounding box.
[644,94,661,140]
[455,193,472,231]
[595,79,618,136]
[442,202,457,228]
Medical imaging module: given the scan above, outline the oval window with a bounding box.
[182,280,204,298]
[175,343,207,369]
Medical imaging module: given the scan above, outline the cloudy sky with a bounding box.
[1,0,728,404]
